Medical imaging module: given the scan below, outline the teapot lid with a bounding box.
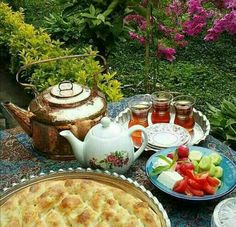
[43,81,91,107]
[92,117,122,138]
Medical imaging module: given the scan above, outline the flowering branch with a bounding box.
[124,0,236,63]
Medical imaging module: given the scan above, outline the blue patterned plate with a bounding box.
[146,146,236,201]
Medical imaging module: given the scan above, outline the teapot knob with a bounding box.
[101,117,111,128]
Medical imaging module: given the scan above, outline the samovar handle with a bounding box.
[16,54,107,96]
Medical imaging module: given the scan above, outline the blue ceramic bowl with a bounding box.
[146,146,236,201]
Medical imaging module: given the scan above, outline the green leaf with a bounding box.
[226,119,236,128]
[158,155,172,164]
[97,14,105,22]
[226,133,236,141]
[103,0,120,17]
[81,13,97,19]
[206,102,220,113]
[227,124,236,136]
[221,100,236,118]
[89,4,96,16]
[151,165,170,176]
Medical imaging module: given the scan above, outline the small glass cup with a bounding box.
[173,95,195,131]
[151,91,173,124]
[128,95,152,147]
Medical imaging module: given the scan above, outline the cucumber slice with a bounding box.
[189,150,202,161]
[214,166,223,178]
[192,160,200,173]
[209,152,222,165]
[209,164,216,177]
[198,156,211,170]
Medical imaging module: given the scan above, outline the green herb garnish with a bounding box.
[151,149,178,176]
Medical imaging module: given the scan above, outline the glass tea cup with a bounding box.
[151,91,173,124]
[128,95,152,147]
[173,95,195,131]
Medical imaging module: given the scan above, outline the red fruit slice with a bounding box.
[173,177,188,193]
[187,179,202,190]
[194,172,209,185]
[184,169,195,179]
[184,186,193,196]
[202,181,216,195]
[186,185,204,196]
[177,145,190,158]
[207,176,221,187]
[179,163,195,176]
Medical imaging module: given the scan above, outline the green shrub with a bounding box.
[2,0,62,28]
[0,3,123,101]
[44,0,128,56]
[207,97,236,150]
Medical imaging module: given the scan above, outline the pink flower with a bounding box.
[188,0,202,15]
[128,32,146,44]
[139,20,147,31]
[158,24,174,35]
[224,0,236,9]
[174,33,185,41]
[124,14,147,31]
[204,10,236,41]
[166,0,183,16]
[157,44,176,62]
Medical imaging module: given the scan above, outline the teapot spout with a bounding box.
[3,102,33,136]
[60,130,85,165]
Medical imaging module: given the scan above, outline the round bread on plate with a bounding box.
[0,169,170,227]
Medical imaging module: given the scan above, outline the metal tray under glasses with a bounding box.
[115,108,210,151]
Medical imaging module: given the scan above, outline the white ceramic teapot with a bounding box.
[60,117,148,173]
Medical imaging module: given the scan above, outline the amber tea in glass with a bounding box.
[128,95,151,147]
[151,91,173,124]
[173,95,195,131]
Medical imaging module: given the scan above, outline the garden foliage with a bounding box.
[207,97,236,150]
[45,0,128,56]
[0,3,123,101]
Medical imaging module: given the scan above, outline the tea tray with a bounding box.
[115,108,210,151]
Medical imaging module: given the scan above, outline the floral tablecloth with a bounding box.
[1,98,236,227]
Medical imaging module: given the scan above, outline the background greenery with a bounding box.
[108,35,236,113]
[2,0,236,148]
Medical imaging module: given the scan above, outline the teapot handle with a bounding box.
[16,54,107,96]
[128,125,148,161]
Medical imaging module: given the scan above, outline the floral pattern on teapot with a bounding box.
[89,151,129,170]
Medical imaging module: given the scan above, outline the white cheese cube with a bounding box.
[157,171,183,190]
[152,157,172,169]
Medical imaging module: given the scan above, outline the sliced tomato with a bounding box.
[202,181,216,195]
[184,186,193,196]
[187,179,202,190]
[186,185,204,197]
[184,169,195,179]
[207,176,221,187]
[178,162,195,176]
[173,178,188,193]
[194,172,209,185]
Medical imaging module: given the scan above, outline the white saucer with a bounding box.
[146,123,191,148]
